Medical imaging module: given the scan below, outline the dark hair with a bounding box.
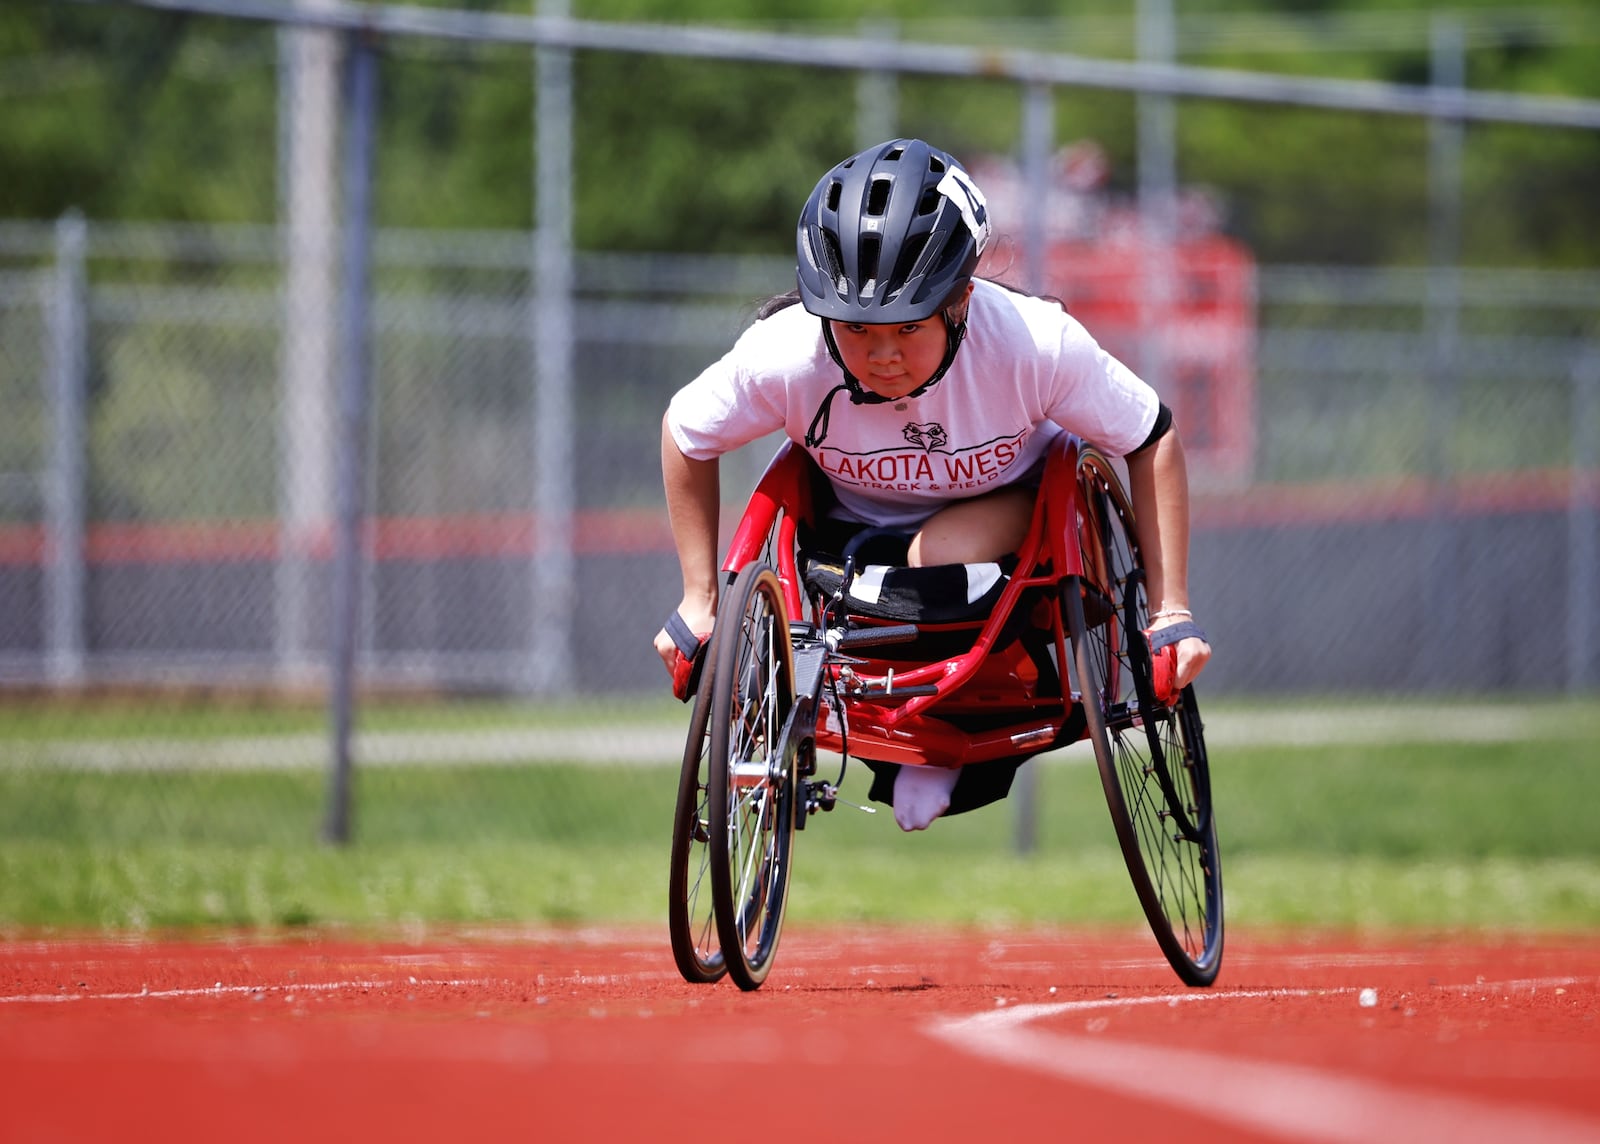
[755,289,802,322]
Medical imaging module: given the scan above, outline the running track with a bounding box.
[3,927,1597,1142]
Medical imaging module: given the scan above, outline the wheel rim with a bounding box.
[709,565,796,991]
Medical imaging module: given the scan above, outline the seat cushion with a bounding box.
[800,551,1014,624]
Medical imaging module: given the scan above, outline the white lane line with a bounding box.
[0,978,496,1004]
[927,982,1600,1144]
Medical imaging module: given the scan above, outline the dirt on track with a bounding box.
[3,926,1598,1143]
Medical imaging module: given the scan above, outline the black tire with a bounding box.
[1066,450,1224,987]
[667,648,727,985]
[707,562,798,991]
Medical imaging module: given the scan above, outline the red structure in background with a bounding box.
[1046,232,1257,486]
[973,144,1258,487]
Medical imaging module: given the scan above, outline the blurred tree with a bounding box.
[1,0,1597,269]
[0,3,276,223]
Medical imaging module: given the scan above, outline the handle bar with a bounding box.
[831,623,920,650]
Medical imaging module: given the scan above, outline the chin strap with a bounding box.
[803,314,968,449]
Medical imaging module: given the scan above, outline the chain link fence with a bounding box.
[4,223,1595,694]
[1,2,1597,860]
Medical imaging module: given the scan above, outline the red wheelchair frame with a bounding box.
[669,433,1223,991]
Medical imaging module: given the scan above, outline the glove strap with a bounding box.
[1146,619,1207,652]
[665,609,704,660]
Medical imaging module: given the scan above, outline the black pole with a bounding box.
[323,29,378,845]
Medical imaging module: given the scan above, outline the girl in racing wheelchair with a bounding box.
[653,138,1211,831]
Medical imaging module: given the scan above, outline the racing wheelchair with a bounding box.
[667,433,1223,990]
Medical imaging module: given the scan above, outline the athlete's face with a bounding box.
[828,287,971,401]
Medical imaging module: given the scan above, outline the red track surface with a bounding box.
[3,927,1598,1143]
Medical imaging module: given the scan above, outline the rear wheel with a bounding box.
[667,646,725,984]
[708,563,798,991]
[1066,450,1224,987]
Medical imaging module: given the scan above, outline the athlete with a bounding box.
[653,138,1211,830]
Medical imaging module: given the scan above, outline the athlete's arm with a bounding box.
[654,414,722,673]
[1125,423,1212,692]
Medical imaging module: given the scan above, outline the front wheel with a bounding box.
[708,562,798,991]
[668,645,726,985]
[1067,451,1224,987]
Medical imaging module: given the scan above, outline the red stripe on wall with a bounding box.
[0,473,1592,568]
[0,509,677,567]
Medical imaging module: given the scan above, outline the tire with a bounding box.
[667,647,727,985]
[1066,451,1224,987]
[707,562,798,991]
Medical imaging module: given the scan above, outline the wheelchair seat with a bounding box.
[798,550,1013,625]
[796,517,1030,666]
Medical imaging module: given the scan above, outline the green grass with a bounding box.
[1,698,1597,935]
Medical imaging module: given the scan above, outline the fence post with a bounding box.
[1423,14,1466,689]
[1571,351,1599,694]
[529,0,576,694]
[855,18,898,148]
[323,29,379,846]
[44,209,88,688]
[1013,79,1055,857]
[277,0,343,685]
[1136,0,1177,398]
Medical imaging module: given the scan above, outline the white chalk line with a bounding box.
[0,977,499,1005]
[0,955,687,1006]
[927,977,1600,1144]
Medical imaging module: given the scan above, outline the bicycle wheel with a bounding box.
[708,562,798,991]
[1067,451,1224,987]
[668,646,726,985]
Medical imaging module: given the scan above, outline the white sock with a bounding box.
[893,765,960,832]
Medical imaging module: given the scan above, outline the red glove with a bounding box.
[665,610,710,702]
[1147,641,1180,707]
[1143,620,1206,708]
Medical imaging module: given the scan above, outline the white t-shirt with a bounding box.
[666,278,1160,528]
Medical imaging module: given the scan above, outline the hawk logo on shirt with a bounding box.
[902,422,947,452]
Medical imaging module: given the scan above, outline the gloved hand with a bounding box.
[1144,619,1208,707]
[660,609,711,702]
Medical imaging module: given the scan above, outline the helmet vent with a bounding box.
[821,231,846,288]
[917,187,940,216]
[930,230,967,278]
[859,234,881,298]
[866,177,893,217]
[885,144,905,161]
[928,154,946,174]
[825,179,843,213]
[888,233,928,300]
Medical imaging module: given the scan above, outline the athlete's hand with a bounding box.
[655,597,717,701]
[1146,617,1211,705]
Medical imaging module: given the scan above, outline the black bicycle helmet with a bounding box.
[796,138,990,324]
[796,140,992,447]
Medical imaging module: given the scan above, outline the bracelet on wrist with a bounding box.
[1151,607,1193,621]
